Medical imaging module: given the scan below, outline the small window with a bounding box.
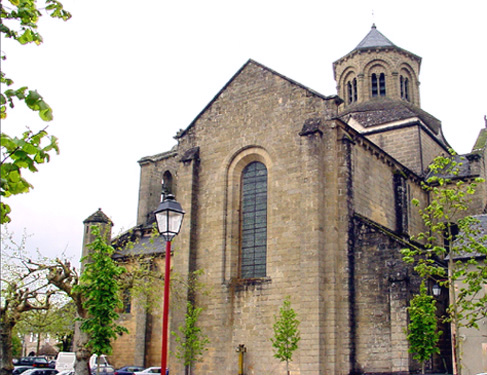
[162,171,173,198]
[122,289,131,313]
[371,74,378,97]
[347,78,358,104]
[240,162,267,278]
[400,75,410,101]
[353,78,358,102]
[379,73,386,96]
[404,78,409,101]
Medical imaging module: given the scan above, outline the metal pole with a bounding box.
[236,344,246,375]
[161,240,172,374]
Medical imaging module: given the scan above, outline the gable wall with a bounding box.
[169,62,347,375]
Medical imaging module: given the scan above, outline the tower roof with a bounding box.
[83,208,113,225]
[355,24,396,50]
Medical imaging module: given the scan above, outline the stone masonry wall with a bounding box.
[137,151,179,226]
[352,139,397,230]
[168,61,345,375]
[351,217,419,374]
[366,124,447,177]
[334,48,421,108]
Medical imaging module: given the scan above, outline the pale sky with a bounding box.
[2,0,486,264]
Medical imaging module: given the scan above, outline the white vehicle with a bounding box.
[55,352,75,373]
[90,355,109,369]
[55,352,109,372]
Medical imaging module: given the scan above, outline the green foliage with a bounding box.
[16,300,76,352]
[271,297,300,373]
[52,302,76,351]
[0,0,70,223]
[401,150,487,374]
[172,302,209,373]
[11,334,22,357]
[74,226,128,356]
[1,228,59,373]
[1,129,59,223]
[407,282,442,371]
[1,0,71,119]
[1,0,71,45]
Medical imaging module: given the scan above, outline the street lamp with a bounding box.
[432,283,441,297]
[154,194,185,375]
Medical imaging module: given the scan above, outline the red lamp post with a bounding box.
[154,194,185,375]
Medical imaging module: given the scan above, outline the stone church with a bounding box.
[83,25,487,374]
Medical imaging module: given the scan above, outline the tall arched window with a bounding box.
[241,162,267,278]
[353,78,358,102]
[347,81,353,104]
[371,73,386,97]
[400,75,410,101]
[371,74,378,97]
[379,73,386,96]
[162,171,173,197]
[347,78,358,104]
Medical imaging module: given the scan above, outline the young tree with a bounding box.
[0,0,71,224]
[1,225,160,375]
[406,281,442,373]
[46,227,172,375]
[73,226,128,374]
[270,296,300,375]
[172,302,210,375]
[402,151,487,375]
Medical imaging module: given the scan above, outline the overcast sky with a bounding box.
[2,0,486,264]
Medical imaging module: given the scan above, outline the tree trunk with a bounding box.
[73,323,91,375]
[36,332,41,355]
[0,314,15,375]
[449,258,461,375]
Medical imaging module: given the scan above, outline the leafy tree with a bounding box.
[406,281,442,373]
[270,296,300,375]
[172,302,210,375]
[401,151,487,375]
[0,230,58,375]
[46,226,173,375]
[52,302,76,352]
[15,300,75,354]
[1,225,161,375]
[11,334,22,358]
[74,226,128,371]
[0,0,71,224]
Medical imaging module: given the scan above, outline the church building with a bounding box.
[83,25,487,375]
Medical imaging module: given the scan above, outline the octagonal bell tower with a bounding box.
[333,24,422,108]
[333,25,450,175]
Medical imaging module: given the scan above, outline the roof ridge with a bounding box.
[175,59,342,139]
[355,24,396,50]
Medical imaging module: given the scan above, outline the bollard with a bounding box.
[236,344,246,375]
